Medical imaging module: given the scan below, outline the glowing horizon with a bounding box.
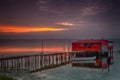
[0,25,67,33]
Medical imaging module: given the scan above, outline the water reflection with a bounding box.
[0,47,67,53]
[0,39,74,57]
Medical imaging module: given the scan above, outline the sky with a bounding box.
[0,0,120,39]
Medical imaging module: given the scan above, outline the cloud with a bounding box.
[39,0,64,14]
[0,25,67,33]
[80,0,113,16]
[80,6,107,16]
[56,19,85,28]
[56,22,74,26]
[39,0,106,15]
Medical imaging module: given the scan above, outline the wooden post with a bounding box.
[62,54,64,63]
[34,56,36,70]
[16,58,18,70]
[49,55,51,65]
[4,59,6,70]
[35,55,38,70]
[19,58,22,69]
[54,55,56,65]
[64,54,66,63]
[38,55,40,69]
[11,59,14,70]
[1,60,3,70]
[52,55,54,65]
[44,56,46,67]
[0,60,1,70]
[27,56,29,70]
[22,57,24,69]
[40,54,43,68]
[46,56,49,66]
[31,56,33,71]
[56,55,58,64]
[61,54,63,64]
[48,56,50,66]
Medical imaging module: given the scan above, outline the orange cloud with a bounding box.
[0,25,67,33]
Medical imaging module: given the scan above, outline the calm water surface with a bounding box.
[0,39,119,57]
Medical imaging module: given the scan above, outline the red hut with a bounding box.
[71,39,114,68]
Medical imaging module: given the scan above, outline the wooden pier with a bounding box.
[0,53,72,72]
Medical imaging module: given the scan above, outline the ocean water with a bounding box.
[0,39,120,80]
[0,39,76,57]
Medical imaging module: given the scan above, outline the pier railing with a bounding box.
[0,53,72,72]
